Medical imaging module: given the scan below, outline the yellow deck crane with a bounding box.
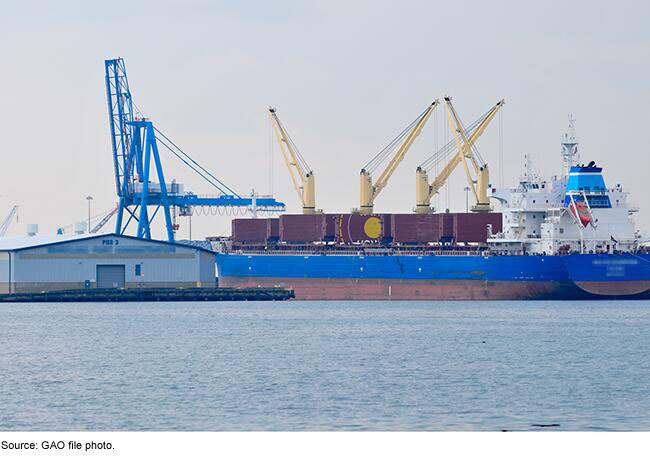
[358,99,439,215]
[415,97,504,213]
[269,107,318,214]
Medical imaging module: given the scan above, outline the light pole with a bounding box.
[464,187,470,212]
[86,196,93,233]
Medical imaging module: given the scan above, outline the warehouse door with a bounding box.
[96,265,126,288]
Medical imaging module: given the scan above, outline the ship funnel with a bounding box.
[564,164,611,210]
[26,224,39,236]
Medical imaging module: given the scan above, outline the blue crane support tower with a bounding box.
[104,58,285,242]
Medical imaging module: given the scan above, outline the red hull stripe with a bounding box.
[218,277,650,300]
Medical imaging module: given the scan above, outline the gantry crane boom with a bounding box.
[105,58,285,242]
[269,107,317,214]
[415,98,504,213]
[359,99,439,214]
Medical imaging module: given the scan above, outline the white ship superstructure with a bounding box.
[488,117,638,255]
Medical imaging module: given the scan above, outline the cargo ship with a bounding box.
[214,117,650,300]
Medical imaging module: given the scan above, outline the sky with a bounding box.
[0,0,648,240]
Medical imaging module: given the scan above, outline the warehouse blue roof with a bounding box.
[0,233,215,253]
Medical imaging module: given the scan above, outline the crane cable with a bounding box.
[273,115,312,174]
[455,112,486,167]
[419,118,480,171]
[129,96,280,221]
[189,206,272,217]
[130,101,242,198]
[499,109,504,187]
[418,106,493,172]
[362,105,431,174]
[154,127,241,197]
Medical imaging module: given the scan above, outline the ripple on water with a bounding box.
[1,300,650,431]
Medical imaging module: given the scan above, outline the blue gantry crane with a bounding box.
[105,58,285,241]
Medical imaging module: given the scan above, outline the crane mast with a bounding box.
[359,99,439,215]
[105,58,134,197]
[415,97,504,213]
[269,107,317,214]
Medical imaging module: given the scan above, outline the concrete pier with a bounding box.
[0,287,295,303]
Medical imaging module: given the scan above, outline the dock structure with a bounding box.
[0,233,218,293]
[0,287,294,303]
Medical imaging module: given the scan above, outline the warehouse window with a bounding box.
[135,264,142,277]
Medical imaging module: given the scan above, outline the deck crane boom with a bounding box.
[415,97,504,213]
[0,205,18,237]
[269,107,317,214]
[359,99,439,215]
[105,57,285,242]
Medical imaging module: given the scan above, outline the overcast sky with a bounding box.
[1,0,648,239]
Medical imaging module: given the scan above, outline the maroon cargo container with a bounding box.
[440,213,454,240]
[266,218,280,241]
[232,218,268,243]
[335,214,387,243]
[391,214,439,244]
[279,214,326,243]
[453,213,502,243]
[381,214,393,238]
[324,214,337,241]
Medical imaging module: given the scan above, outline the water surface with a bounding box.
[1,300,649,431]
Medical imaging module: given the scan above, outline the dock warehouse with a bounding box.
[0,233,216,293]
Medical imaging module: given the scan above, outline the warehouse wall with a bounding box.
[0,252,9,293]
[10,235,215,292]
[199,250,216,285]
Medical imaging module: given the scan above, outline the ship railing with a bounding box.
[230,249,486,257]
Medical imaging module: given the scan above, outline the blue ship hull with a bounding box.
[216,252,650,300]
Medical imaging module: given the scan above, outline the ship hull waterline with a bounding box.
[218,276,650,300]
[216,253,650,300]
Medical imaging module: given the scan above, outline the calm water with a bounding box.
[1,300,650,431]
